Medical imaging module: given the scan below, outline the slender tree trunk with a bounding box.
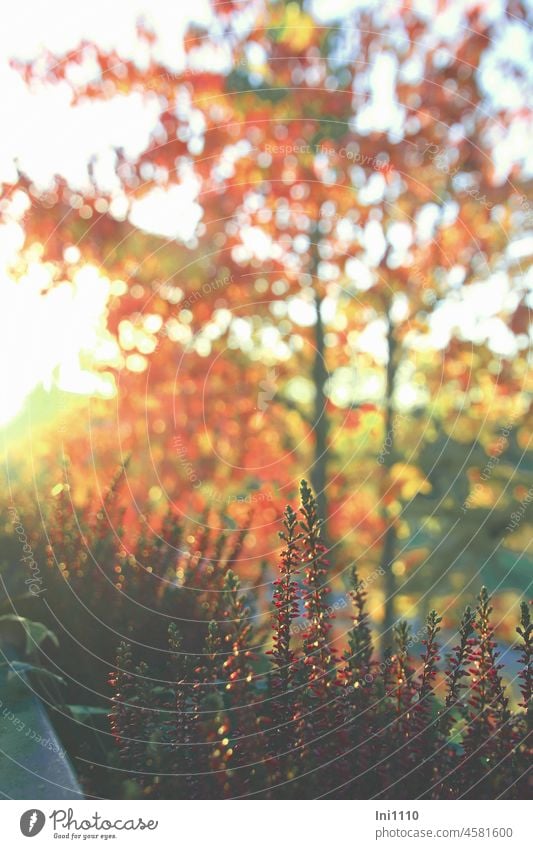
[306,224,331,550]
[381,523,397,648]
[380,308,398,646]
[310,290,330,548]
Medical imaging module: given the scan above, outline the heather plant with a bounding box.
[105,483,531,800]
[2,462,243,704]
[1,472,529,799]
[516,602,532,717]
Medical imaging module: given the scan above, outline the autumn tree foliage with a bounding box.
[2,0,532,630]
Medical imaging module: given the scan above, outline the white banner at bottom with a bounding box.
[1,799,529,848]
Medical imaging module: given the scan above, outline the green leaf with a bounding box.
[2,662,65,697]
[0,615,59,658]
[67,705,110,720]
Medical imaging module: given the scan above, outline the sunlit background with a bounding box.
[1,0,532,427]
[0,2,532,799]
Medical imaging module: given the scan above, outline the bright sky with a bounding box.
[0,0,210,425]
[0,0,531,426]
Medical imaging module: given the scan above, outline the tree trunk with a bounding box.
[380,309,399,646]
[310,291,330,549]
